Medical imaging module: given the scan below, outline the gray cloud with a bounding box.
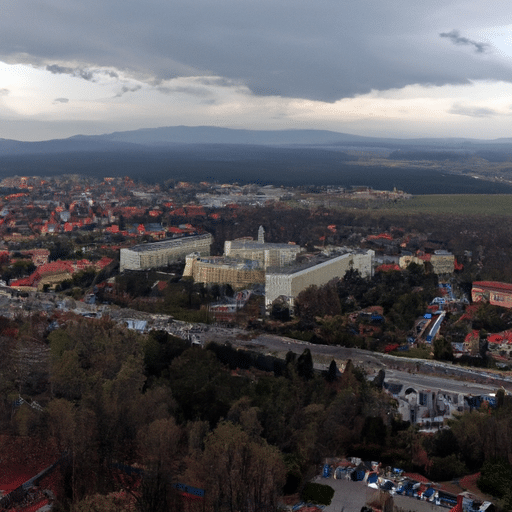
[2,1,512,102]
[449,104,498,117]
[157,85,212,97]
[46,64,73,75]
[54,97,69,103]
[46,64,94,81]
[195,77,242,88]
[440,30,490,54]
[46,64,119,82]
[114,84,142,97]
[0,89,9,96]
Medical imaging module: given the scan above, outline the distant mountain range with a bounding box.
[2,125,512,155]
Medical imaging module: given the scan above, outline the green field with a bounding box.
[384,194,512,216]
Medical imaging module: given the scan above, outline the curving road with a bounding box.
[200,327,512,395]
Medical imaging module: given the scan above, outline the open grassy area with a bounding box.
[383,194,512,216]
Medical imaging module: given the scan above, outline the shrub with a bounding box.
[301,482,334,506]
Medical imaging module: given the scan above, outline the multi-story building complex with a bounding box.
[472,281,512,308]
[120,234,213,271]
[399,250,455,274]
[224,227,302,269]
[183,254,265,288]
[386,380,497,425]
[265,249,374,309]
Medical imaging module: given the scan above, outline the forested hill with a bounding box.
[1,145,512,194]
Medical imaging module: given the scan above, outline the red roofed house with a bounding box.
[106,225,120,234]
[487,330,512,358]
[74,259,94,271]
[96,257,114,270]
[464,330,480,356]
[168,227,186,235]
[472,281,512,309]
[10,260,74,290]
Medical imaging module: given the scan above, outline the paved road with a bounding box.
[201,328,512,395]
[385,369,500,395]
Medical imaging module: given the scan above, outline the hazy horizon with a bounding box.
[2,124,512,145]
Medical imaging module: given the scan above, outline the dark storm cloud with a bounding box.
[440,30,490,54]
[3,1,512,102]
[449,104,498,117]
[114,84,142,97]
[54,97,69,103]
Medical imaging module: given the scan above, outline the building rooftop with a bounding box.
[266,249,369,276]
[473,281,512,293]
[228,240,300,251]
[125,233,213,253]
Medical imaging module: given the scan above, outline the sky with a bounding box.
[3,1,512,141]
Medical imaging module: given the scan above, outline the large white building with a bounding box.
[183,253,265,288]
[224,226,302,269]
[265,249,374,309]
[120,234,213,271]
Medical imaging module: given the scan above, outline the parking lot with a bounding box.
[313,476,449,512]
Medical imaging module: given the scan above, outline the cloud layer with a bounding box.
[3,0,512,102]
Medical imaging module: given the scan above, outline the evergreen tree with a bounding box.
[297,349,314,380]
[326,360,338,383]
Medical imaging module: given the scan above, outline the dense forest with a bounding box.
[1,310,512,511]
[1,316,392,510]
[2,145,512,193]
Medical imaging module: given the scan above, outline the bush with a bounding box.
[428,454,467,482]
[478,459,512,498]
[301,482,334,506]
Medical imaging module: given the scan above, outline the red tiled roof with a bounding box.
[9,277,34,288]
[156,281,168,291]
[375,264,401,272]
[449,495,463,512]
[11,260,75,288]
[96,257,114,269]
[403,472,431,483]
[473,281,512,293]
[488,334,504,344]
[368,232,393,240]
[492,331,512,344]
[465,330,479,343]
[38,261,74,275]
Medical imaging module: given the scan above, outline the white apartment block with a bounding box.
[120,234,213,271]
[265,249,374,309]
